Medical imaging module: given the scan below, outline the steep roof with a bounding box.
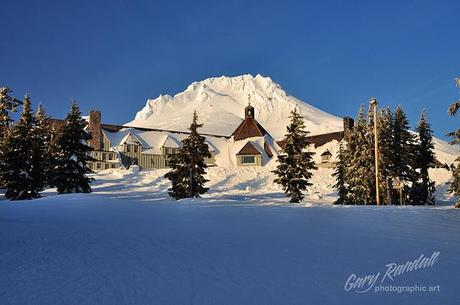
[236,141,261,156]
[264,141,273,158]
[321,149,332,156]
[231,118,268,141]
[277,131,345,149]
[160,135,180,148]
[120,132,143,146]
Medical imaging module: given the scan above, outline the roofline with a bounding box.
[49,118,231,139]
[121,125,231,139]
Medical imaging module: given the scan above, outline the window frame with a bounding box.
[241,155,256,164]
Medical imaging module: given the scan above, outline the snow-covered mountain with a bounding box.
[127,74,343,139]
[127,74,458,164]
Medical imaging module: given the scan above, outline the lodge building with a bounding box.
[51,104,355,171]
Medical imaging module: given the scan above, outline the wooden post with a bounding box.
[370,98,380,206]
[386,178,392,205]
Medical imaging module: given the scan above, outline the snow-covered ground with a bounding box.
[1,167,459,305]
[1,193,459,305]
[76,165,456,205]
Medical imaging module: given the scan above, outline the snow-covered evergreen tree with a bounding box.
[345,105,376,204]
[165,111,211,200]
[0,87,21,139]
[391,106,416,202]
[447,77,460,208]
[52,101,93,194]
[333,142,348,204]
[378,107,395,204]
[273,109,316,203]
[409,110,436,205]
[34,103,54,186]
[0,95,44,199]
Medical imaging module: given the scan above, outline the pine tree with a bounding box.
[409,110,436,205]
[0,95,44,199]
[345,105,376,204]
[391,106,417,202]
[34,103,54,186]
[273,109,316,203]
[165,111,211,200]
[447,77,460,208]
[333,142,348,204]
[378,107,395,204]
[52,101,93,194]
[0,87,21,139]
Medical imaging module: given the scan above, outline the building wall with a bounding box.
[88,151,120,171]
[115,143,217,170]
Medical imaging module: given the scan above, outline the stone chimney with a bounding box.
[343,116,354,132]
[88,110,102,150]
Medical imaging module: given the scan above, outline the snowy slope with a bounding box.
[127,74,459,164]
[1,196,459,305]
[127,74,343,138]
[71,165,454,205]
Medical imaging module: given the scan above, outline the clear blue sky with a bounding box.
[1,0,459,138]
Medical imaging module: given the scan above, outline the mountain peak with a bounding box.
[128,74,343,139]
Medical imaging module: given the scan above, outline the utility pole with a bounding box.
[370,98,380,206]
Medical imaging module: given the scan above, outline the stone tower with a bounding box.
[89,110,102,150]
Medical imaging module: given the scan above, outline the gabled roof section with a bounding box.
[120,132,143,146]
[160,135,181,148]
[321,149,332,156]
[231,118,268,141]
[236,141,262,156]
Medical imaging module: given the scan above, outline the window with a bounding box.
[108,153,113,160]
[126,144,131,152]
[97,163,102,169]
[105,163,110,170]
[241,156,255,164]
[102,153,106,160]
[134,145,138,153]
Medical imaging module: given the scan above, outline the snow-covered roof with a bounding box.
[160,135,180,149]
[102,127,225,157]
[120,132,143,146]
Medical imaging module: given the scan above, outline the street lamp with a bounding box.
[370,98,380,206]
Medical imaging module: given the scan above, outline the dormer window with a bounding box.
[321,150,332,163]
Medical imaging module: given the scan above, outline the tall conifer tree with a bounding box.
[378,107,395,204]
[165,111,211,200]
[52,101,93,194]
[0,87,21,139]
[34,103,54,186]
[345,105,375,204]
[392,106,416,181]
[391,106,416,203]
[333,142,348,204]
[0,95,44,199]
[273,109,316,203]
[409,111,436,205]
